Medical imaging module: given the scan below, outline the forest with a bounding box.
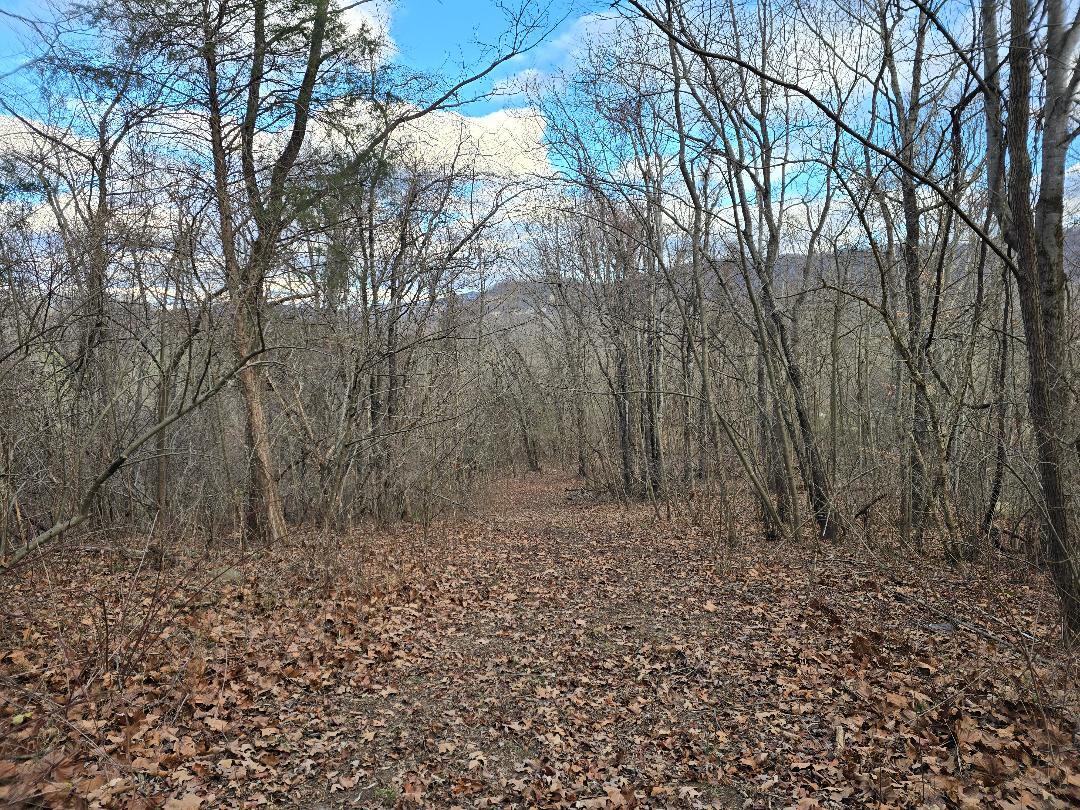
[0,0,1078,806]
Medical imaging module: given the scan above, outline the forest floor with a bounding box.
[1,473,1079,808]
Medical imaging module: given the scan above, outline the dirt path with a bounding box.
[340,474,748,805]
[2,473,1076,808]
[311,474,1076,809]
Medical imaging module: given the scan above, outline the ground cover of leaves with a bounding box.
[1,473,1078,808]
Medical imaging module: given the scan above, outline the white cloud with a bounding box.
[306,96,552,180]
[1065,163,1080,225]
[336,0,396,59]
[392,106,550,179]
[534,11,622,68]
[491,67,544,103]
[500,11,623,89]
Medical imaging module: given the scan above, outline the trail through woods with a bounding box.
[1,474,1078,808]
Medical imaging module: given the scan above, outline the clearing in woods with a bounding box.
[1,473,1077,807]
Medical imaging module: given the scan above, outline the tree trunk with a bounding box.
[999,0,1080,638]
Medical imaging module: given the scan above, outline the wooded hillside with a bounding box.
[0,0,1078,806]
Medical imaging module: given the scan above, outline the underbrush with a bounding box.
[0,516,462,807]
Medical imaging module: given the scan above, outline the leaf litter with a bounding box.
[1,473,1077,808]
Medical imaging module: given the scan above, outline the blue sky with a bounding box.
[393,0,577,69]
[0,0,603,114]
[388,0,594,114]
[0,0,39,79]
